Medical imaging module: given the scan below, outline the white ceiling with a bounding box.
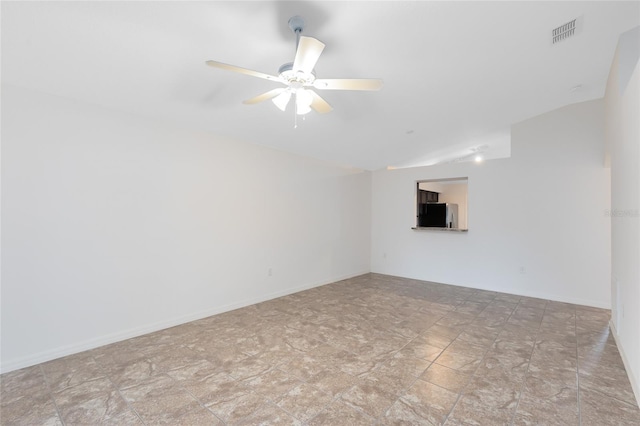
[2,1,639,170]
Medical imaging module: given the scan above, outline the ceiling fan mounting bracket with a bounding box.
[288,16,305,34]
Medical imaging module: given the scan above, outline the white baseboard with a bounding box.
[0,270,369,374]
[609,320,640,408]
[370,270,611,309]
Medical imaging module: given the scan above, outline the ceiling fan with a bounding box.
[205,16,383,116]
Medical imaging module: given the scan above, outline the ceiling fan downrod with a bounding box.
[288,15,305,51]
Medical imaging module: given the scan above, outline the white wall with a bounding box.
[0,85,371,373]
[371,99,611,308]
[605,26,640,405]
[418,182,445,193]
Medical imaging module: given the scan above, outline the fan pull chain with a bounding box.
[292,96,306,128]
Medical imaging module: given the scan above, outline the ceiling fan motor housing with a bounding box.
[278,62,315,88]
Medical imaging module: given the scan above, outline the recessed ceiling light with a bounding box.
[475,155,483,163]
[570,84,583,92]
[471,144,489,153]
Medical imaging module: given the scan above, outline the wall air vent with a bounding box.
[552,17,582,44]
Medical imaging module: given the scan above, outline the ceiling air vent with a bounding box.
[552,17,582,44]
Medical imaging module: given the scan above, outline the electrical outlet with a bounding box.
[268,268,273,277]
[519,266,525,274]
[383,252,387,259]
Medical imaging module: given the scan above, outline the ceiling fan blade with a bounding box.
[243,88,288,105]
[313,78,383,91]
[206,60,281,82]
[293,36,325,74]
[309,91,333,114]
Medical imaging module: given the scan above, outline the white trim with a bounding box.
[0,271,369,374]
[370,271,611,309]
[609,320,640,408]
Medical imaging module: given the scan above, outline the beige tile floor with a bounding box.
[1,273,639,425]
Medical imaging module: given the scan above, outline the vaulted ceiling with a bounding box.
[2,1,639,170]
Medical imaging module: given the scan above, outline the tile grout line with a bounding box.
[38,364,66,426]
[578,386,640,409]
[204,333,305,423]
[302,383,358,425]
[334,317,438,423]
[97,355,149,426]
[441,292,514,425]
[313,289,457,423]
[250,325,375,424]
[273,362,337,425]
[164,370,229,425]
[373,366,424,423]
[238,356,323,423]
[112,384,149,426]
[579,379,640,407]
[508,300,548,426]
[374,298,462,423]
[576,307,582,426]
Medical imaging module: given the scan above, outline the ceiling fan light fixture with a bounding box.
[272,90,291,111]
[295,89,313,115]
